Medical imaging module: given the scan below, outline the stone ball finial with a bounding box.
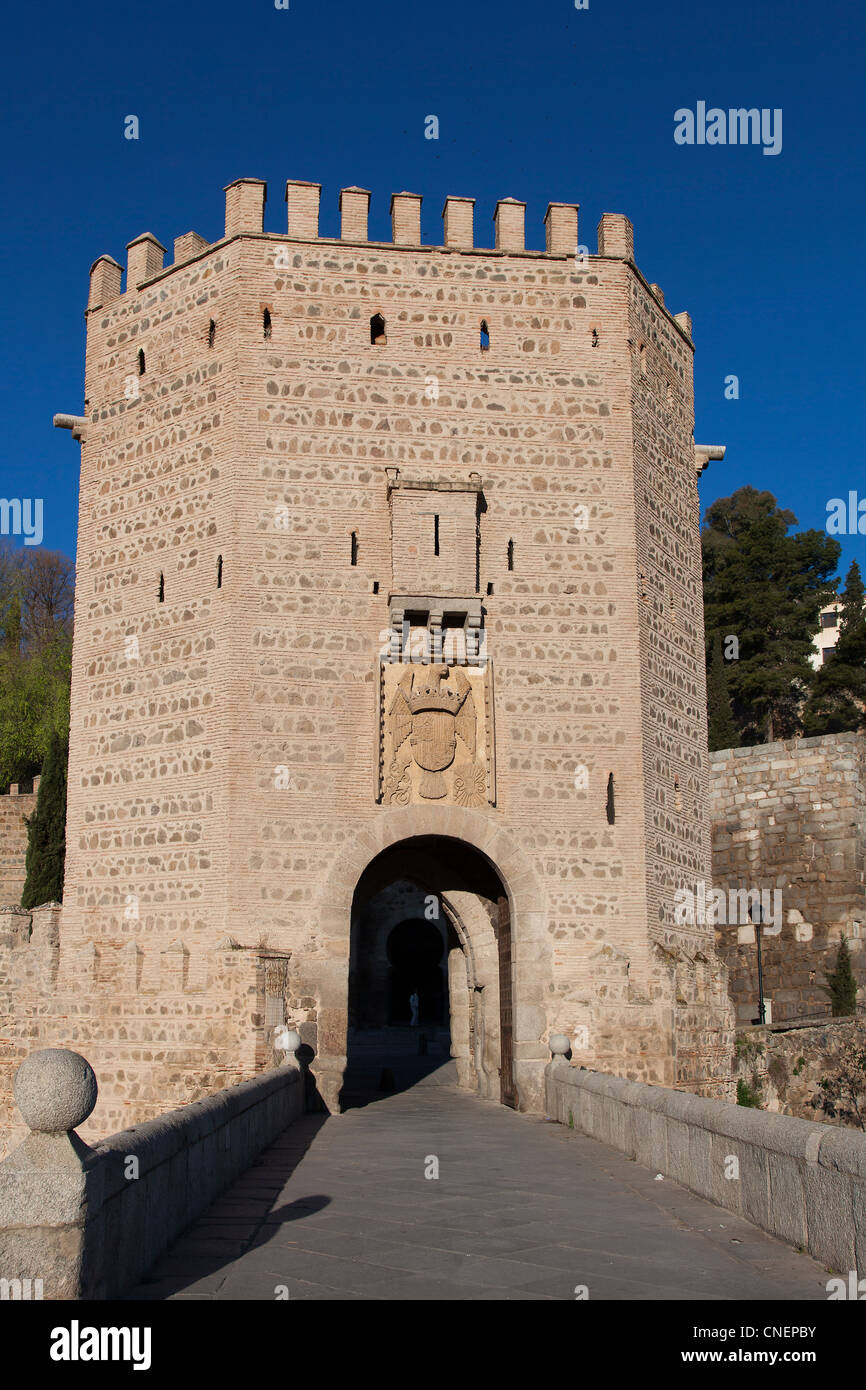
[549,1033,571,1057]
[13,1048,98,1135]
[274,1026,301,1056]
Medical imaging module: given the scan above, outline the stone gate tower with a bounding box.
[2,175,734,1146]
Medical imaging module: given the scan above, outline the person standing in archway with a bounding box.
[409,991,419,1026]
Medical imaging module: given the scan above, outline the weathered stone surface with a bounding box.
[735,1018,866,1126]
[712,732,866,1027]
[13,1049,98,1135]
[0,1061,303,1298]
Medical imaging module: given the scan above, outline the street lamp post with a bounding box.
[750,900,766,1025]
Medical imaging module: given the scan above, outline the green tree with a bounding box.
[822,937,859,1017]
[736,1077,762,1108]
[0,628,71,790]
[2,594,22,653]
[21,730,68,908]
[702,487,840,744]
[802,561,866,735]
[707,631,738,751]
[0,543,73,791]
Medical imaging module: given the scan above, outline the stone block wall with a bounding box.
[0,900,292,1159]
[711,732,866,1025]
[735,1018,866,1127]
[0,782,38,907]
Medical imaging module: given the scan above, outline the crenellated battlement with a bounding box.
[86,175,655,309]
[0,913,295,1153]
[0,778,39,908]
[0,777,40,798]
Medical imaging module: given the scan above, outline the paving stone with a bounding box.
[129,1086,829,1301]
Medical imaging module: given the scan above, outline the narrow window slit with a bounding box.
[433,514,440,556]
[158,572,164,604]
[351,532,358,566]
[507,539,514,572]
[138,349,146,375]
[480,320,490,351]
[208,319,216,348]
[371,313,386,345]
[216,555,223,589]
[263,308,272,340]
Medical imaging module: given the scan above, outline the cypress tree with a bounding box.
[822,937,859,1017]
[707,631,738,751]
[20,730,68,908]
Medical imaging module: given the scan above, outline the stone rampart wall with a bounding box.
[0,782,38,907]
[711,733,866,1024]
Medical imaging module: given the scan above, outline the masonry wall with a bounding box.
[734,1018,866,1127]
[0,177,733,1138]
[0,899,294,1157]
[630,283,732,1091]
[711,732,866,1025]
[0,783,38,907]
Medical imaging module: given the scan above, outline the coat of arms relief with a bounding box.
[378,661,495,808]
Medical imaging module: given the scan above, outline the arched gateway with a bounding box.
[311,806,548,1115]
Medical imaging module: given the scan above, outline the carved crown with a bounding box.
[402,665,468,715]
[406,683,464,715]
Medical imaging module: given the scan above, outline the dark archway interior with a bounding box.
[342,836,513,1109]
[386,919,446,1025]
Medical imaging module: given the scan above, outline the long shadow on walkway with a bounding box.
[129,1084,830,1303]
[126,1113,331,1300]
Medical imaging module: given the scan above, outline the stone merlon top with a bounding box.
[84,175,694,344]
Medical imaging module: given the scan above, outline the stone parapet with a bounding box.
[546,1062,866,1274]
[0,1049,305,1299]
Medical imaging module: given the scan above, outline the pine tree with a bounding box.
[702,487,840,745]
[822,937,859,1017]
[707,631,738,751]
[802,561,866,736]
[20,730,68,909]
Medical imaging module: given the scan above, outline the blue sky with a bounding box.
[2,0,864,582]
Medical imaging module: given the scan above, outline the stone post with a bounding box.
[0,1049,103,1299]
